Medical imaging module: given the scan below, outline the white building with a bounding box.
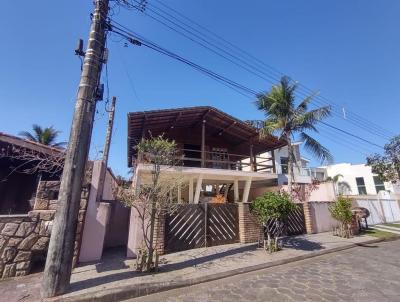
[271,142,312,185]
[320,163,400,196]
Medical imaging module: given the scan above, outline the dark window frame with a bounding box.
[280,157,288,174]
[355,177,367,195]
[373,176,385,193]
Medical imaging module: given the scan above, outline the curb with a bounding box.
[51,237,391,302]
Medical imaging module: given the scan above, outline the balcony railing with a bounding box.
[135,148,276,173]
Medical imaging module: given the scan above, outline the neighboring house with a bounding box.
[0,132,63,215]
[320,163,400,196]
[271,142,312,185]
[0,132,127,278]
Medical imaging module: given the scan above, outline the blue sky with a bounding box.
[1,1,399,177]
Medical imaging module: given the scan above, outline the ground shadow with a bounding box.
[355,243,379,248]
[69,244,257,293]
[160,244,258,272]
[95,246,130,273]
[282,237,324,251]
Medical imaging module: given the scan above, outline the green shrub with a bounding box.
[329,196,353,238]
[251,192,297,252]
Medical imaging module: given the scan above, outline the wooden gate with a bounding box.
[164,203,239,253]
[266,204,306,236]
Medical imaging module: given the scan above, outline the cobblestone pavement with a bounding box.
[129,240,400,302]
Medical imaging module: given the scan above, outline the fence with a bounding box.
[353,198,400,225]
[265,204,306,236]
[309,198,400,233]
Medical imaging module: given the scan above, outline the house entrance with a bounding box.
[164,203,239,253]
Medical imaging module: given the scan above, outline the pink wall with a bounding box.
[79,161,118,263]
[310,201,338,233]
[309,182,336,202]
[104,202,130,248]
[127,206,147,258]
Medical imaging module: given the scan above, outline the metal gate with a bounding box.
[164,203,239,253]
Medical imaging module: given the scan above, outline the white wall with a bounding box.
[353,198,400,225]
[323,163,398,196]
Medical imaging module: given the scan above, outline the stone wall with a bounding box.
[0,181,90,279]
[238,202,263,244]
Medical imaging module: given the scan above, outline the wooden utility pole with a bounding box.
[96,96,116,203]
[41,0,109,297]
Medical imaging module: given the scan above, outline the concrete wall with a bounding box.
[79,161,119,263]
[309,182,336,202]
[127,206,146,258]
[104,202,130,248]
[309,202,338,233]
[352,198,400,225]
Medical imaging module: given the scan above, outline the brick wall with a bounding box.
[0,181,90,279]
[238,202,263,244]
[302,201,315,234]
[153,213,165,255]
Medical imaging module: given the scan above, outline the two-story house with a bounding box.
[126,106,314,256]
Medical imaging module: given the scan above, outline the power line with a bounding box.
[150,0,395,139]
[110,23,259,97]
[320,121,383,149]
[116,0,394,140]
[109,20,385,152]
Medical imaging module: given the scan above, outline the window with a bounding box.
[280,157,288,174]
[373,176,385,193]
[356,177,367,195]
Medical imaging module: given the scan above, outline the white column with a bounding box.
[242,178,252,203]
[189,177,194,203]
[194,175,203,204]
[234,179,239,202]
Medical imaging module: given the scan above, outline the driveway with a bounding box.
[129,239,400,302]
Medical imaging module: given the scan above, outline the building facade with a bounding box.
[321,163,399,196]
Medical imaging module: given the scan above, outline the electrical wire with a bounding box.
[116,0,394,140]
[109,21,385,152]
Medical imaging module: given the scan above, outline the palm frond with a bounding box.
[52,141,67,148]
[293,106,331,132]
[19,124,63,146]
[294,92,319,114]
[300,132,333,164]
[18,131,37,142]
[32,124,43,142]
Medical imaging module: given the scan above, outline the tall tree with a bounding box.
[255,76,333,192]
[19,124,66,148]
[367,135,400,183]
[115,135,184,272]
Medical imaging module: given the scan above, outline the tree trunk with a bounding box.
[286,135,294,195]
[146,199,156,271]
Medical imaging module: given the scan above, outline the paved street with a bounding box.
[129,240,400,302]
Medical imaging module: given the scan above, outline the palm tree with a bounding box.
[255,76,333,193]
[325,174,351,195]
[19,124,66,148]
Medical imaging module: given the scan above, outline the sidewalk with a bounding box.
[0,232,382,302]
